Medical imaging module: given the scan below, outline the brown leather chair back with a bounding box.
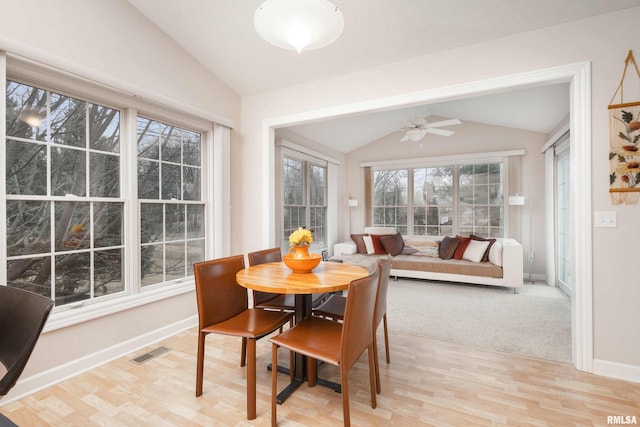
[0,286,54,397]
[247,247,282,306]
[193,255,247,330]
[340,268,380,370]
[373,258,392,329]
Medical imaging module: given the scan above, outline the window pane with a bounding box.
[89,104,120,153]
[7,257,51,298]
[187,240,205,273]
[165,242,185,282]
[52,147,86,196]
[161,124,182,163]
[94,202,123,248]
[141,244,163,287]
[50,93,85,147]
[137,117,160,159]
[309,165,326,206]
[161,163,181,200]
[6,81,47,140]
[165,204,185,241]
[183,131,201,166]
[90,152,119,198]
[94,248,124,296]
[187,205,204,238]
[140,203,163,243]
[55,201,90,251]
[55,252,90,305]
[6,201,51,256]
[138,159,160,199]
[6,140,47,195]
[183,166,201,201]
[283,158,304,205]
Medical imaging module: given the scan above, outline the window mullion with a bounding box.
[124,107,140,295]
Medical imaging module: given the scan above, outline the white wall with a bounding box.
[239,8,640,374]
[0,0,240,399]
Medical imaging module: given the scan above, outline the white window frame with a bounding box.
[1,54,229,331]
[365,150,524,237]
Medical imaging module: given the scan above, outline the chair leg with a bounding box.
[247,338,257,420]
[383,314,390,364]
[272,343,278,427]
[367,345,377,409]
[196,331,206,397]
[241,337,247,367]
[247,338,256,420]
[372,333,381,394]
[341,367,350,427]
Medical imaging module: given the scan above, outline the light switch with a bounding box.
[594,211,617,228]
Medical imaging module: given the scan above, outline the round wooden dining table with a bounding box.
[236,260,369,403]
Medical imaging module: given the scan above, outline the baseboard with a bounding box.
[1,315,198,405]
[593,358,640,384]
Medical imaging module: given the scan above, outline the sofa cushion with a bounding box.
[380,233,404,256]
[404,239,439,257]
[453,236,472,260]
[462,239,490,263]
[391,255,503,278]
[470,234,497,262]
[439,236,460,260]
[362,235,375,254]
[351,234,368,254]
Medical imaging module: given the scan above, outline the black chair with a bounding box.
[0,286,54,426]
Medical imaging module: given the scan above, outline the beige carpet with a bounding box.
[386,279,572,363]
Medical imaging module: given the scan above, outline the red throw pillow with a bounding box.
[351,234,368,254]
[370,234,388,255]
[470,234,496,262]
[453,236,472,260]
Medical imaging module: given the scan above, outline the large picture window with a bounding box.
[282,154,327,251]
[137,117,205,287]
[4,78,210,312]
[5,81,124,306]
[372,161,504,237]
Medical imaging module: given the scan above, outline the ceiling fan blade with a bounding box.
[426,128,455,136]
[400,134,409,142]
[426,119,461,128]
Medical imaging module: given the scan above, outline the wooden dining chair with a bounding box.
[270,268,380,427]
[247,247,329,311]
[312,257,392,394]
[193,255,293,420]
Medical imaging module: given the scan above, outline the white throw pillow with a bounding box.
[462,239,490,263]
[488,240,503,266]
[362,235,375,254]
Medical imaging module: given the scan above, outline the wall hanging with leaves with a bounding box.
[608,50,640,205]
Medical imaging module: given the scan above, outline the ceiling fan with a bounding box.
[400,117,461,142]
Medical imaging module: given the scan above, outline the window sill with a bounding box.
[43,280,196,332]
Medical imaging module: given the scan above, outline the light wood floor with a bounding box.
[2,327,639,426]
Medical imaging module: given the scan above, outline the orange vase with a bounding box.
[290,245,310,259]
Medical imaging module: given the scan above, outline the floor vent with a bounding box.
[132,346,170,364]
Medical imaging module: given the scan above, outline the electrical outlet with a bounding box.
[594,211,617,228]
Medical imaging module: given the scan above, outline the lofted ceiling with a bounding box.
[127,0,640,152]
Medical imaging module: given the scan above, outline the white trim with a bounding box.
[0,316,198,405]
[261,61,593,374]
[1,44,234,128]
[0,51,7,285]
[593,359,640,384]
[541,122,570,153]
[279,139,340,165]
[570,62,593,372]
[361,149,525,169]
[212,124,231,257]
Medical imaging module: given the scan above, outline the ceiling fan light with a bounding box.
[406,128,425,141]
[254,0,344,53]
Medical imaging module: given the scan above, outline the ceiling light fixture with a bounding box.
[254,0,344,53]
[405,128,426,141]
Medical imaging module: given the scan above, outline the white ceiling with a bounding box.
[127,0,640,152]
